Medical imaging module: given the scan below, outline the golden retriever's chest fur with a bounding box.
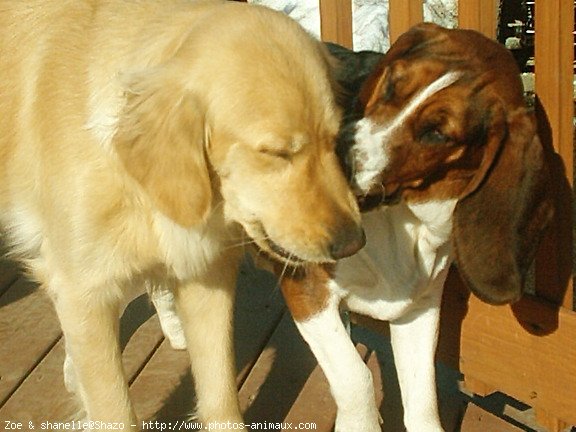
[152,210,235,281]
[1,184,229,292]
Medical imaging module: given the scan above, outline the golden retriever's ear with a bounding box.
[114,69,212,227]
[452,107,554,304]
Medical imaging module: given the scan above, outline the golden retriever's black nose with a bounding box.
[330,226,366,259]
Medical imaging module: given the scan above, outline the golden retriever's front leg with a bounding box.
[53,285,137,429]
[174,251,244,429]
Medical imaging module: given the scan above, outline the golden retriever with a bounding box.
[0,0,364,429]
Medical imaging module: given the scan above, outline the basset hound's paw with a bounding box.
[335,409,381,432]
[405,422,444,432]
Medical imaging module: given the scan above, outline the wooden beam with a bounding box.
[535,408,570,432]
[389,0,423,43]
[534,0,574,308]
[461,403,526,432]
[457,0,498,38]
[535,0,574,182]
[439,271,576,428]
[319,0,353,48]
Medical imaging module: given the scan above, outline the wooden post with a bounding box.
[534,0,574,308]
[458,0,498,38]
[535,0,574,162]
[319,0,353,48]
[388,0,423,43]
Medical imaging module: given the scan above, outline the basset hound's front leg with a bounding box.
[389,269,448,432]
[279,265,381,432]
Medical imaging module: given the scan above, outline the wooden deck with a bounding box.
[0,253,573,432]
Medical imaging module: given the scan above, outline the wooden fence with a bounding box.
[319,0,575,430]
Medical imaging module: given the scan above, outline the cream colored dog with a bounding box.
[0,0,364,429]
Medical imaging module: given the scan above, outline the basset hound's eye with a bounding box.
[419,128,452,145]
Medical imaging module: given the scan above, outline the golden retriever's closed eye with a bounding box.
[0,0,364,428]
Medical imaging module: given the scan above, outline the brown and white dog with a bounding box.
[280,23,554,432]
[0,0,364,429]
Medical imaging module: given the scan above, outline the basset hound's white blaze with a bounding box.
[352,71,463,193]
[353,118,391,193]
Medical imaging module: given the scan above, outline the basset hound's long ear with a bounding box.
[114,68,212,228]
[452,106,554,304]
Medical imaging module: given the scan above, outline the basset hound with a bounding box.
[279,23,554,432]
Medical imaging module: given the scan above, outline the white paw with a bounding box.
[335,410,381,432]
[157,309,187,350]
[151,290,187,350]
[63,353,78,393]
[404,412,444,432]
[162,321,187,350]
[335,417,380,432]
[405,421,444,432]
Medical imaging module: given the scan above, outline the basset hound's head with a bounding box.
[343,23,554,304]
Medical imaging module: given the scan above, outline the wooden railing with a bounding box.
[319,0,574,430]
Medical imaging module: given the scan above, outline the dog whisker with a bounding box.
[290,260,299,278]
[349,152,358,184]
[208,198,226,218]
[276,256,293,286]
[223,239,257,250]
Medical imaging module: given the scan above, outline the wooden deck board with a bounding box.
[282,344,370,430]
[233,262,286,387]
[0,278,61,406]
[283,362,336,431]
[239,313,318,424]
[130,339,192,422]
[121,299,164,384]
[461,403,524,432]
[0,295,165,426]
[0,258,19,298]
[0,340,79,424]
[1,255,572,431]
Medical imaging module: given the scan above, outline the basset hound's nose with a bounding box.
[330,225,366,259]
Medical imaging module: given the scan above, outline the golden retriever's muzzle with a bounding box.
[265,223,365,262]
[244,211,366,266]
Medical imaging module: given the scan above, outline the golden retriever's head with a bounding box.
[114,3,364,265]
